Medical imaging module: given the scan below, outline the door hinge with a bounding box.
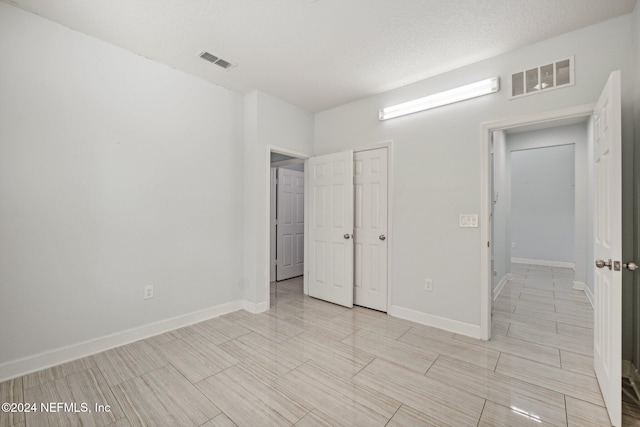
[487,241,490,248]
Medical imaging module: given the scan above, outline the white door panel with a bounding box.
[277,168,304,280]
[308,151,354,307]
[593,70,622,427]
[354,148,388,311]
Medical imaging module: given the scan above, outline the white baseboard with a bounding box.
[388,305,483,339]
[572,281,586,291]
[243,300,268,314]
[493,273,512,301]
[511,257,575,269]
[0,300,245,383]
[584,283,595,309]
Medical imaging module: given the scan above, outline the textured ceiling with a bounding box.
[2,0,637,112]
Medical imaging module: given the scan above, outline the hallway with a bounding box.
[493,263,640,426]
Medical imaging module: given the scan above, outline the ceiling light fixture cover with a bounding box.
[379,76,500,120]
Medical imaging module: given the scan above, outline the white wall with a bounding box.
[494,123,589,285]
[510,144,575,263]
[0,3,245,366]
[315,15,635,329]
[491,131,510,290]
[506,123,588,271]
[243,91,314,308]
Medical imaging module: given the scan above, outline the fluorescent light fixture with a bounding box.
[379,76,500,120]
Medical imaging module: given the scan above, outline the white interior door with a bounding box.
[277,168,305,280]
[308,150,354,307]
[593,70,622,427]
[354,148,388,311]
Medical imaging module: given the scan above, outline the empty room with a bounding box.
[1,1,640,426]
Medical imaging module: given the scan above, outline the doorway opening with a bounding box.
[491,118,590,300]
[480,103,595,339]
[269,150,307,308]
[481,70,624,425]
[489,117,594,371]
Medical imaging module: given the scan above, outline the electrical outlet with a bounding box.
[425,278,433,291]
[144,285,154,300]
[512,242,517,249]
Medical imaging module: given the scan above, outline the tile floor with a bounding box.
[1,266,639,426]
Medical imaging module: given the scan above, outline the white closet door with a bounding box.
[308,151,354,308]
[276,168,304,280]
[354,148,388,311]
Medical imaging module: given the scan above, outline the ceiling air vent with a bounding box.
[198,51,236,70]
[510,56,574,99]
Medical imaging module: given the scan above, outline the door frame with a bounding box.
[270,167,277,282]
[265,141,394,312]
[479,103,595,340]
[265,145,311,312]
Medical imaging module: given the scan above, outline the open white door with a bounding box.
[354,148,388,311]
[276,168,304,280]
[593,70,622,427]
[308,150,354,307]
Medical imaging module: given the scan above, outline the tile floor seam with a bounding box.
[476,398,488,427]
[423,354,440,376]
[109,380,140,426]
[383,402,402,427]
[505,321,512,335]
[85,368,129,422]
[350,356,378,380]
[107,361,170,389]
[395,326,412,341]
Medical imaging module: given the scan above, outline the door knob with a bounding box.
[379,235,386,241]
[343,234,351,240]
[595,259,612,270]
[623,262,638,271]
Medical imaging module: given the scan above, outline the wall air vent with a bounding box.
[198,51,236,70]
[510,56,574,99]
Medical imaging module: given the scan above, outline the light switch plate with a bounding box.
[459,214,479,228]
